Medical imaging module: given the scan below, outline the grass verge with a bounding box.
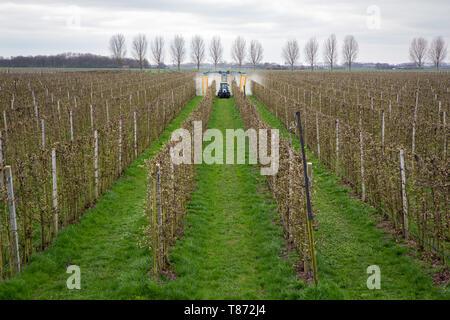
[0,96,203,299]
[249,95,449,299]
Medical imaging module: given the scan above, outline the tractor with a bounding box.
[201,70,246,98]
[217,82,231,98]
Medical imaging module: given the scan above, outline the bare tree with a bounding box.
[304,37,319,71]
[191,35,206,70]
[428,36,447,70]
[209,36,223,70]
[324,34,338,71]
[132,34,148,70]
[231,36,246,69]
[170,35,186,71]
[109,34,126,67]
[342,35,359,71]
[409,37,428,69]
[249,40,264,70]
[151,36,165,73]
[282,39,300,71]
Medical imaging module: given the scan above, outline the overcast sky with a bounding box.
[0,0,449,64]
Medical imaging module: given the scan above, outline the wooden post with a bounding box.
[307,162,312,186]
[90,105,94,130]
[3,111,7,140]
[288,143,293,237]
[4,166,20,273]
[35,104,39,130]
[134,111,138,158]
[443,112,447,160]
[335,119,339,170]
[52,148,58,233]
[106,101,109,123]
[315,112,320,158]
[119,119,122,173]
[411,91,418,153]
[94,130,98,199]
[69,110,74,142]
[360,120,366,201]
[57,100,61,120]
[399,148,408,238]
[41,119,45,150]
[381,110,385,146]
[0,131,3,187]
[155,164,163,269]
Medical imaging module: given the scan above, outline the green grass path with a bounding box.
[146,97,303,299]
[250,96,449,300]
[0,96,203,299]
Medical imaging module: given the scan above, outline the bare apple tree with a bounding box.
[209,36,223,70]
[342,35,358,71]
[231,36,246,69]
[409,37,428,69]
[282,39,300,71]
[170,35,186,71]
[132,34,148,70]
[324,34,338,71]
[109,34,126,67]
[191,35,206,70]
[151,36,165,73]
[249,40,264,70]
[428,36,447,70]
[304,37,319,71]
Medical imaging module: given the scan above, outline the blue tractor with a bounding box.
[201,71,246,98]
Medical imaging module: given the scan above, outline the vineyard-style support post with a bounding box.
[4,166,20,274]
[52,148,58,233]
[155,163,163,271]
[41,119,45,150]
[399,148,408,239]
[69,110,74,142]
[288,143,293,238]
[94,130,99,199]
[119,119,122,173]
[307,162,312,186]
[412,91,418,153]
[335,119,339,170]
[381,110,385,146]
[3,111,8,141]
[90,105,94,130]
[106,101,109,123]
[295,111,318,285]
[315,112,320,158]
[35,104,39,130]
[0,131,3,187]
[134,111,138,159]
[57,100,61,120]
[359,110,366,202]
[443,112,447,161]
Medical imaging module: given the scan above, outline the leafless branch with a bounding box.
[282,39,299,71]
[109,34,126,67]
[249,40,263,70]
[209,36,223,70]
[170,35,186,71]
[342,35,358,71]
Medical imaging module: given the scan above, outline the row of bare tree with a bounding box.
[109,33,448,71]
[282,34,359,71]
[409,36,447,69]
[109,34,263,71]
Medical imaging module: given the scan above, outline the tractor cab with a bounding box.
[218,82,231,99]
